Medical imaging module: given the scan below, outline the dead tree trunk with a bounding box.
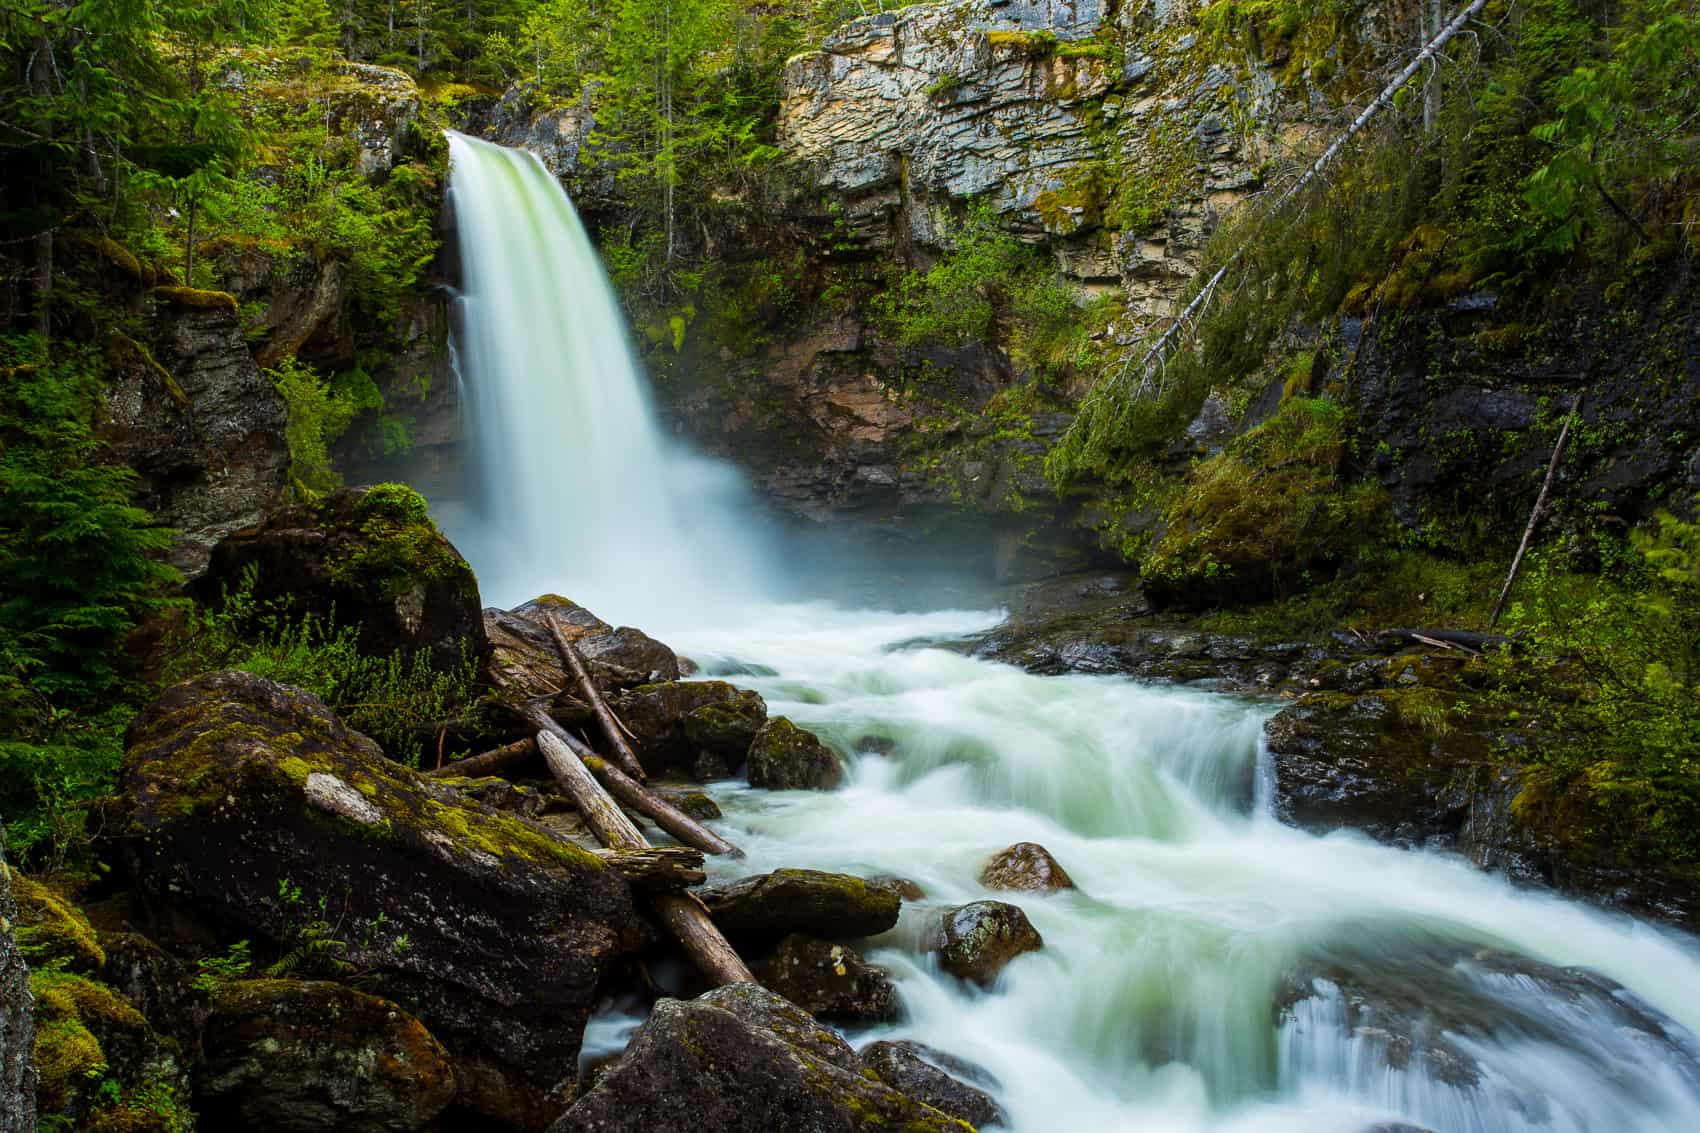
[581,754,742,858]
[593,847,707,892]
[535,731,754,985]
[546,615,649,782]
[1488,392,1585,631]
[426,737,536,779]
[1085,0,1490,405]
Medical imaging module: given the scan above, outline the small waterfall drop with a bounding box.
[442,130,768,621]
[439,133,1700,1133]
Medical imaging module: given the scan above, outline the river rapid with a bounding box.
[440,132,1700,1132]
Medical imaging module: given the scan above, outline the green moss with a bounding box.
[418,797,603,869]
[986,29,1058,58]
[323,484,472,600]
[1143,398,1387,603]
[151,286,238,312]
[12,875,106,972]
[31,968,146,1111]
[103,334,191,410]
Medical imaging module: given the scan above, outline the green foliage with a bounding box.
[164,566,480,767]
[191,941,254,994]
[268,355,368,496]
[1491,510,1700,862]
[0,337,178,864]
[1142,398,1387,603]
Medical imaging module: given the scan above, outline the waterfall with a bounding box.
[441,130,769,621]
[441,133,1700,1132]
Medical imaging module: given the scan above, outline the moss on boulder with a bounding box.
[200,979,456,1133]
[925,901,1043,987]
[607,680,767,775]
[11,875,107,972]
[1143,398,1385,606]
[746,717,842,791]
[699,869,902,948]
[107,669,637,1127]
[195,484,486,675]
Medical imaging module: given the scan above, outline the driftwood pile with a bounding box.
[428,616,755,985]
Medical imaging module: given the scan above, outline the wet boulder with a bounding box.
[760,934,898,1023]
[746,716,843,790]
[199,980,457,1133]
[860,1040,1008,1130]
[195,484,486,675]
[550,983,972,1133]
[979,843,1076,893]
[606,680,767,774]
[700,869,902,947]
[485,596,679,702]
[926,902,1044,987]
[107,670,637,1129]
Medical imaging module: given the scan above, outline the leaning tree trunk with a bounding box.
[1,835,39,1133]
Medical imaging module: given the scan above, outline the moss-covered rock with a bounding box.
[759,934,898,1024]
[195,484,487,676]
[925,901,1043,987]
[199,979,456,1133]
[978,842,1076,893]
[106,669,637,1129]
[606,680,767,775]
[1142,398,1386,606]
[484,596,680,704]
[30,966,192,1133]
[699,869,902,948]
[551,983,973,1133]
[746,717,842,791]
[11,875,106,972]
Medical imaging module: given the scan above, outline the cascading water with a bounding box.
[442,134,1700,1132]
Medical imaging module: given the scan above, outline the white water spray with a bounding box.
[441,134,1700,1132]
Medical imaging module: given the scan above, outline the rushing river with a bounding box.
[439,132,1700,1132]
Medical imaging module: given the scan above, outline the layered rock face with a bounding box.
[102,293,292,578]
[779,0,1278,319]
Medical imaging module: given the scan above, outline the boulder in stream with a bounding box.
[760,934,898,1023]
[606,680,767,774]
[551,983,973,1133]
[485,595,680,701]
[926,901,1044,987]
[106,670,637,1129]
[699,868,902,947]
[860,1040,1008,1130]
[746,716,843,790]
[199,979,457,1132]
[979,842,1076,893]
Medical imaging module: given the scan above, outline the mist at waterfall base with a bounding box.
[439,133,1700,1132]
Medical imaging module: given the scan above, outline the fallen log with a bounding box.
[523,702,744,858]
[1489,392,1585,631]
[593,847,708,892]
[581,753,743,858]
[535,729,754,985]
[426,737,536,779]
[547,614,650,782]
[537,730,644,850]
[1375,628,1511,653]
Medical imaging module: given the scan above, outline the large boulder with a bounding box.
[860,1040,1008,1130]
[106,670,637,1128]
[101,295,290,578]
[700,869,902,947]
[199,980,457,1133]
[195,484,486,675]
[925,902,1043,987]
[760,934,898,1023]
[606,680,767,775]
[746,716,843,790]
[484,596,679,702]
[0,837,37,1133]
[979,843,1075,893]
[550,983,972,1133]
